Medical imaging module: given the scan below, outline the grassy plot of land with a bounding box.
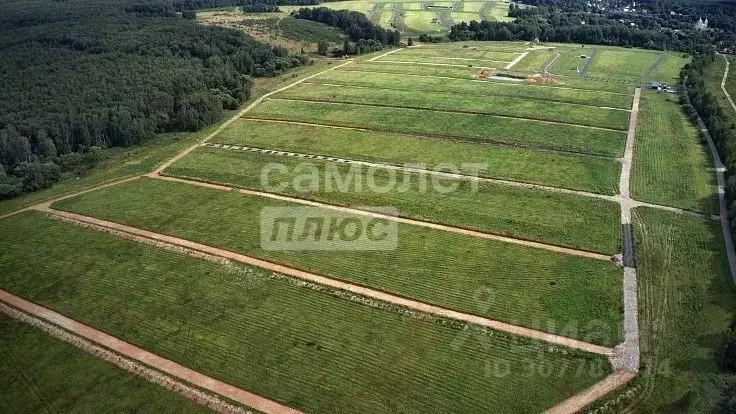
[642,55,690,84]
[511,49,557,73]
[54,178,624,345]
[318,69,633,108]
[628,208,736,412]
[0,211,612,413]
[0,315,208,413]
[383,47,521,62]
[587,50,662,80]
[342,61,636,94]
[166,147,622,253]
[631,91,718,213]
[247,99,627,156]
[213,120,620,193]
[276,83,630,130]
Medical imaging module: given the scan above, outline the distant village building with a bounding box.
[695,17,709,30]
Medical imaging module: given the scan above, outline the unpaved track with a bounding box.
[35,204,615,356]
[0,303,249,414]
[366,46,408,62]
[0,290,302,414]
[367,60,500,69]
[153,173,612,261]
[719,54,736,115]
[153,60,356,174]
[543,372,636,414]
[505,51,529,70]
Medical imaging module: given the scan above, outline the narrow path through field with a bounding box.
[367,60,501,69]
[544,52,560,75]
[152,173,613,261]
[683,81,736,286]
[32,204,616,356]
[366,46,408,62]
[0,290,301,414]
[543,372,637,414]
[719,54,736,115]
[505,51,529,70]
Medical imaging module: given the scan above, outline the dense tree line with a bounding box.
[449,6,713,54]
[292,7,401,50]
[0,0,309,199]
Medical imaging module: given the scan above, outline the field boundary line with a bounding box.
[0,289,302,414]
[153,60,356,174]
[543,52,561,74]
[504,51,529,70]
[543,372,637,414]
[630,199,719,220]
[240,116,621,159]
[202,142,620,202]
[152,173,614,261]
[683,80,736,286]
[32,205,617,356]
[719,54,736,115]
[367,46,408,62]
[0,176,141,221]
[0,302,250,414]
[266,97,629,132]
[336,68,635,96]
[299,81,632,112]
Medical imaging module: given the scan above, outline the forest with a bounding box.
[292,7,401,53]
[0,0,309,199]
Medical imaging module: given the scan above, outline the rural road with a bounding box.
[719,54,736,114]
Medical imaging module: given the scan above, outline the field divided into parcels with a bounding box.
[165,147,622,253]
[213,119,621,193]
[3,42,720,413]
[0,212,611,414]
[53,178,624,346]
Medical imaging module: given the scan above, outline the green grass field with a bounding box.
[341,60,636,94]
[587,49,662,80]
[277,83,630,130]
[165,147,622,253]
[642,54,690,84]
[247,99,627,156]
[631,91,718,213]
[0,314,207,413]
[317,69,634,108]
[511,48,557,73]
[381,47,520,62]
[53,178,624,345]
[213,119,621,193]
[0,211,612,413]
[629,208,736,412]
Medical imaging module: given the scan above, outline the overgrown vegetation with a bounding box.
[0,0,309,199]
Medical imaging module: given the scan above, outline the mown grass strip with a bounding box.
[632,207,736,412]
[246,99,627,157]
[317,69,634,108]
[166,147,622,253]
[631,91,718,214]
[212,119,620,194]
[0,211,613,414]
[340,61,636,94]
[277,83,630,130]
[53,178,624,345]
[0,313,209,413]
